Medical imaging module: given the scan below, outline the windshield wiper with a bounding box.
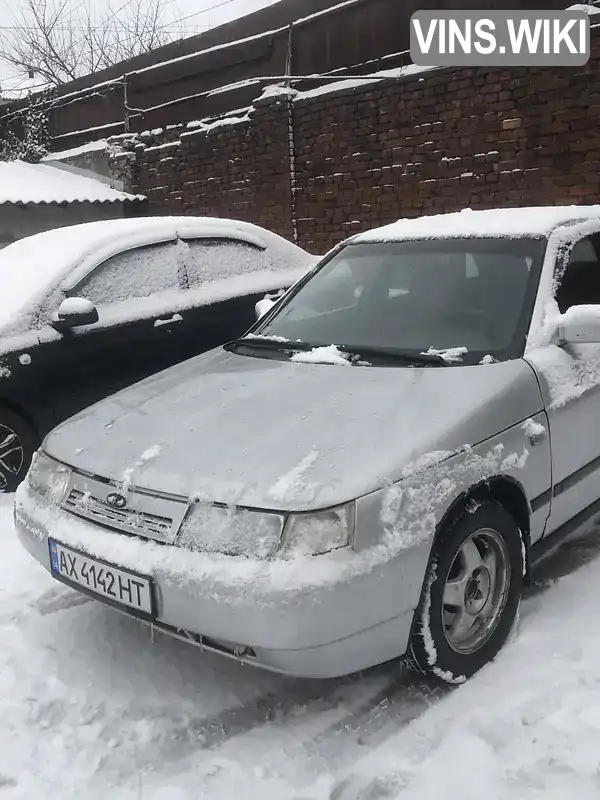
[336,345,450,366]
[225,336,315,353]
[226,338,450,366]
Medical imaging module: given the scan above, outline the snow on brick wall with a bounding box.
[128,26,600,254]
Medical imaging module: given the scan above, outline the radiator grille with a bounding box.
[64,488,174,541]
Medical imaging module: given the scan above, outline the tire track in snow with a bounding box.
[141,664,434,776]
[90,670,395,782]
[156,680,360,754]
[277,665,445,779]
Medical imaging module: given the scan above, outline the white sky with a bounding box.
[0,0,283,94]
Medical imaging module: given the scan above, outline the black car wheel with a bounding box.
[409,501,524,684]
[0,409,37,493]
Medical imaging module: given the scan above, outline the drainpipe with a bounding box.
[285,23,299,245]
[123,74,130,134]
[285,22,294,78]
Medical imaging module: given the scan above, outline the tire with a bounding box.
[409,500,524,684]
[0,408,38,493]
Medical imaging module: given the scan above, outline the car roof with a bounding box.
[354,205,600,244]
[0,216,312,338]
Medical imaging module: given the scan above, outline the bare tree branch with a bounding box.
[0,0,182,89]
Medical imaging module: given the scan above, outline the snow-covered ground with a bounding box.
[3,490,600,799]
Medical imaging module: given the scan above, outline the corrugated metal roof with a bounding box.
[0,160,145,205]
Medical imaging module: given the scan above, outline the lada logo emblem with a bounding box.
[106,492,127,509]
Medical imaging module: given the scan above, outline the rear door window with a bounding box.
[179,238,269,287]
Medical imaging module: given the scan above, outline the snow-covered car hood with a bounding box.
[43,348,543,511]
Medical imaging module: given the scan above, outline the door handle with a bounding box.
[154,313,183,328]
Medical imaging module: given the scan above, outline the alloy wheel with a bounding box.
[0,422,25,491]
[442,528,511,655]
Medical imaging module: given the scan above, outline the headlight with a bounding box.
[27,451,71,504]
[178,503,284,559]
[280,503,355,557]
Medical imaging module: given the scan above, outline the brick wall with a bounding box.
[131,98,295,241]
[128,26,600,255]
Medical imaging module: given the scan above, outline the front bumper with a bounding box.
[14,484,426,678]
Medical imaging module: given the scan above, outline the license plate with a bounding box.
[49,539,155,619]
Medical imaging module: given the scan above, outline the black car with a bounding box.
[0,216,314,490]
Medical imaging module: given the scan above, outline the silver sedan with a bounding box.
[14,205,600,683]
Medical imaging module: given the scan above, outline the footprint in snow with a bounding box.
[35,586,91,616]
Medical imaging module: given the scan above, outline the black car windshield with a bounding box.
[253,237,546,365]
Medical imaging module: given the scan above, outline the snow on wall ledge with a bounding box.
[175,64,438,143]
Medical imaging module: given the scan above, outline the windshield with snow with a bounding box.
[254,238,546,365]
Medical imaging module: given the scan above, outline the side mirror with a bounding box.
[255,294,280,320]
[51,298,99,332]
[558,305,600,345]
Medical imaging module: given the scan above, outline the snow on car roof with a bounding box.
[0,160,145,205]
[354,206,600,243]
[0,216,313,337]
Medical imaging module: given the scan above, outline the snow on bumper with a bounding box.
[14,485,424,678]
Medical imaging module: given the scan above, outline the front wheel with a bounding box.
[0,409,38,493]
[409,501,524,684]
